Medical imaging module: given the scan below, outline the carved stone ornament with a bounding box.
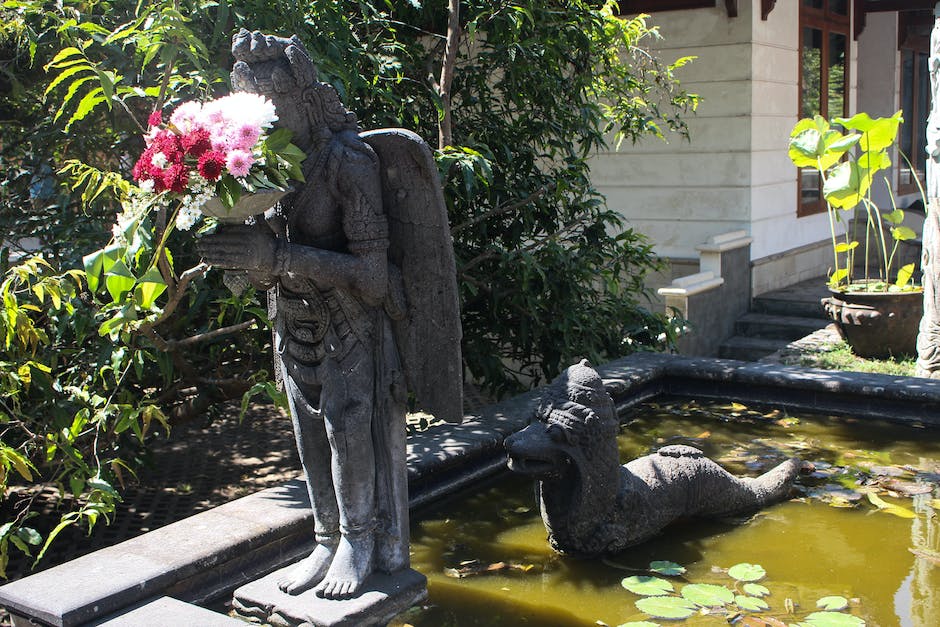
[504,361,801,555]
[197,30,463,624]
[917,6,940,380]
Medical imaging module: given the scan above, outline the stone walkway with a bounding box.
[758,323,843,367]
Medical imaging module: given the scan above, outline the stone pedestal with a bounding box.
[232,566,427,627]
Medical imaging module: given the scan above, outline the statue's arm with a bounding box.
[278,145,388,306]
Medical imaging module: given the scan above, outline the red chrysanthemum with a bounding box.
[150,129,184,161]
[148,110,163,127]
[162,163,189,194]
[182,128,212,158]
[197,150,225,181]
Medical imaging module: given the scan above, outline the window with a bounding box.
[798,0,850,216]
[898,12,931,195]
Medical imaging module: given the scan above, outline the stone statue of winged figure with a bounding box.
[199,29,462,601]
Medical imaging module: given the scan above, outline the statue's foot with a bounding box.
[277,540,338,595]
[314,532,374,600]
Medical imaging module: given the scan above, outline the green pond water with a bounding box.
[398,398,940,627]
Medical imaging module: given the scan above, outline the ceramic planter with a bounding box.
[201,188,291,222]
[822,287,924,358]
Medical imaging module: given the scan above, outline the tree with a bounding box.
[0,0,695,569]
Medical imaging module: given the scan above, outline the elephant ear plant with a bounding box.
[788,110,925,293]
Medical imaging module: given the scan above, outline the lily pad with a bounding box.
[728,563,767,582]
[621,576,674,596]
[867,492,916,518]
[649,561,686,576]
[804,611,865,626]
[635,596,697,620]
[735,595,770,612]
[743,583,771,597]
[817,596,849,611]
[681,583,734,607]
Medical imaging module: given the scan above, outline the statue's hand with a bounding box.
[198,224,279,274]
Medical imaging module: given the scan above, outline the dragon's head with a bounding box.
[505,360,618,480]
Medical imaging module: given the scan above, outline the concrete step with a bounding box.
[734,312,830,341]
[718,335,791,362]
[751,294,827,319]
[751,277,831,319]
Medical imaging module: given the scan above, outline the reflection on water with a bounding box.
[403,398,940,626]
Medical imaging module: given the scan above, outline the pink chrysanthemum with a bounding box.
[226,150,254,178]
[148,110,163,127]
[233,124,261,151]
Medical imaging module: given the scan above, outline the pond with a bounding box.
[399,397,940,626]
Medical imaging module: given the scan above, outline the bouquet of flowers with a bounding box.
[130,92,305,230]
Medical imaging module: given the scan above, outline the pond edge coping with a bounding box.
[1,353,938,625]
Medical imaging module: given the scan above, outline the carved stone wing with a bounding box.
[361,128,464,424]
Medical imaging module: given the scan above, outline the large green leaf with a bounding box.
[896,263,915,288]
[621,575,674,596]
[728,562,767,582]
[635,596,697,620]
[649,560,686,576]
[804,611,865,626]
[823,162,866,209]
[891,226,916,242]
[680,583,734,607]
[743,583,770,597]
[817,596,849,611]
[104,259,135,303]
[134,267,167,310]
[734,595,769,612]
[835,110,903,152]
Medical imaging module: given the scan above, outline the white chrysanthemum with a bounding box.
[205,92,278,131]
[169,100,204,133]
[111,221,127,245]
[139,179,155,194]
[151,152,168,168]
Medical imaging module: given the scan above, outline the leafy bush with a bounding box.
[0,0,694,569]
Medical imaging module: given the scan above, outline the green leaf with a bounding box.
[867,492,916,518]
[649,560,686,576]
[134,267,167,309]
[634,596,696,620]
[817,596,849,611]
[896,263,915,288]
[621,575,674,596]
[804,611,865,626]
[743,583,771,597]
[891,226,916,242]
[828,268,849,287]
[789,128,823,168]
[34,517,75,565]
[105,259,135,303]
[728,563,767,582]
[835,110,903,153]
[823,162,866,209]
[680,583,734,607]
[735,595,770,611]
[884,209,905,225]
[834,241,858,253]
[15,527,41,546]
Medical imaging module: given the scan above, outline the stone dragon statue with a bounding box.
[505,361,801,556]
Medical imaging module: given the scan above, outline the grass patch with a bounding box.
[793,341,916,376]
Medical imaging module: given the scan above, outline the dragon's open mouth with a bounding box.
[507,453,566,478]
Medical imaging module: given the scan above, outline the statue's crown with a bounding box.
[561,359,606,404]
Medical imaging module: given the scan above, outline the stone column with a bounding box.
[917,4,940,379]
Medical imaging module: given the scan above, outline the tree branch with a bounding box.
[438,0,461,149]
[168,320,256,349]
[451,184,553,235]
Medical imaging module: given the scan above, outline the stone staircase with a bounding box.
[719,278,831,361]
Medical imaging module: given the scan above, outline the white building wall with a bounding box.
[592,4,753,260]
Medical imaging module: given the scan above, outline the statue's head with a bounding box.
[231,29,357,151]
[505,360,619,480]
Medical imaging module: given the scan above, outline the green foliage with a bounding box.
[0,0,694,567]
[787,111,925,292]
[624,560,868,625]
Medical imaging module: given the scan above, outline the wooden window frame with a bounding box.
[798,1,852,217]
